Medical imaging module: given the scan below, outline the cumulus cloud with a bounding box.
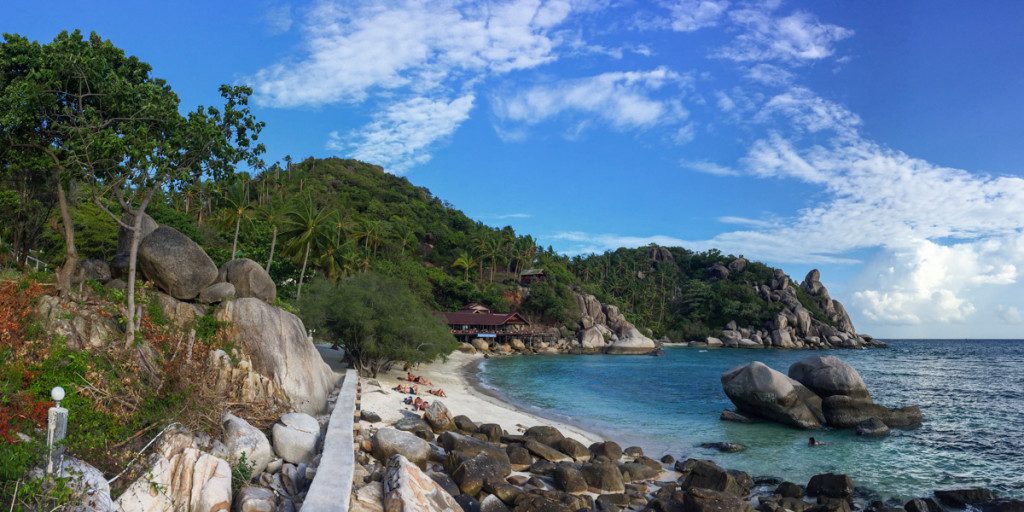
[998,305,1023,325]
[493,67,689,130]
[666,0,730,32]
[716,7,853,63]
[331,94,475,174]
[252,0,577,107]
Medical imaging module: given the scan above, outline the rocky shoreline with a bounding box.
[347,354,1021,512]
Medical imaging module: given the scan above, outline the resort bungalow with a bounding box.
[519,268,547,285]
[435,303,531,342]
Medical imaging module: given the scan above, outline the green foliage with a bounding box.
[298,274,458,377]
[231,452,255,493]
[522,278,579,327]
[195,314,227,343]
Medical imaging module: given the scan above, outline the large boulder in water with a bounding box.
[214,298,337,414]
[788,355,870,399]
[822,395,922,429]
[218,258,276,303]
[111,210,158,279]
[138,226,218,300]
[721,362,824,429]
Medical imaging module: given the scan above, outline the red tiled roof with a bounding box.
[435,311,529,326]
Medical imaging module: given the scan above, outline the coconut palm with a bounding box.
[281,197,332,299]
[452,252,475,281]
[219,181,256,259]
[260,198,289,273]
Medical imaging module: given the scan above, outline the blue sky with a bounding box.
[6,0,1024,338]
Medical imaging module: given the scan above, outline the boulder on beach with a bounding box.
[382,454,463,512]
[806,473,854,500]
[684,487,756,512]
[855,417,890,437]
[721,362,824,429]
[788,355,870,399]
[373,428,432,468]
[138,226,219,300]
[272,412,320,464]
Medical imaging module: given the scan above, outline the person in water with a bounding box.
[808,437,826,446]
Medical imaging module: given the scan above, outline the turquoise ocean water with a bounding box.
[477,340,1024,502]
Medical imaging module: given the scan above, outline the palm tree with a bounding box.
[281,197,332,299]
[518,236,537,276]
[220,181,256,259]
[452,252,475,281]
[260,198,288,273]
[354,219,386,256]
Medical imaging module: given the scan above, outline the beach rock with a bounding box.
[236,486,277,512]
[661,454,675,464]
[903,498,940,512]
[806,473,854,500]
[373,428,432,468]
[720,410,754,423]
[529,459,556,476]
[478,423,503,443]
[524,439,572,463]
[855,417,890,437]
[223,413,273,474]
[580,461,626,493]
[934,488,998,508]
[589,441,623,461]
[977,499,1024,511]
[424,401,455,432]
[382,455,463,512]
[272,413,319,464]
[350,482,384,512]
[595,493,628,512]
[480,494,511,512]
[484,480,522,505]
[427,470,461,497]
[618,462,659,483]
[604,330,657,355]
[453,415,479,433]
[361,410,382,423]
[218,258,276,303]
[679,459,751,497]
[557,437,591,461]
[472,339,490,352]
[525,426,565,447]
[579,326,609,351]
[699,442,747,453]
[507,445,532,471]
[199,282,236,304]
[554,465,588,494]
[822,395,922,429]
[721,362,824,429]
[623,446,643,457]
[215,298,337,415]
[111,210,159,279]
[138,226,218,300]
[451,453,507,496]
[788,356,870,399]
[684,487,755,512]
[395,417,435,440]
[438,432,512,474]
[761,496,811,512]
[776,481,804,499]
[115,438,231,512]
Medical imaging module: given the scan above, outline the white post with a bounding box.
[46,386,68,474]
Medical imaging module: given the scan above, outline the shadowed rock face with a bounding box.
[138,226,218,300]
[721,362,824,429]
[788,355,870,399]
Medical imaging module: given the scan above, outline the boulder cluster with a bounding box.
[690,267,882,350]
[721,356,923,433]
[111,387,345,512]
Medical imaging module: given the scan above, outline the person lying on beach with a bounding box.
[411,396,429,411]
[808,437,826,446]
[429,388,447,397]
[405,372,434,386]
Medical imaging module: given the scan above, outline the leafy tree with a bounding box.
[298,274,457,377]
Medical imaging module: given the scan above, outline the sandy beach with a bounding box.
[358,351,602,445]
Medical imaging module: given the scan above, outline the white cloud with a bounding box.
[716,7,853,63]
[756,86,861,135]
[666,0,730,32]
[682,159,741,176]
[998,305,1023,325]
[715,90,736,111]
[252,0,578,108]
[746,63,793,86]
[263,4,294,34]
[718,215,776,228]
[494,67,689,130]
[332,94,475,174]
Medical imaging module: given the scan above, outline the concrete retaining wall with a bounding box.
[302,369,359,512]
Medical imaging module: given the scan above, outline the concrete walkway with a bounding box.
[303,346,358,512]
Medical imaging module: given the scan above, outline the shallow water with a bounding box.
[478,340,1024,501]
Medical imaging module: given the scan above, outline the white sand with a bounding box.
[359,352,602,445]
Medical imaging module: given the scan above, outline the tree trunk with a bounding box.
[54,175,77,295]
[123,187,159,348]
[231,213,241,259]
[265,225,277,272]
[297,240,311,299]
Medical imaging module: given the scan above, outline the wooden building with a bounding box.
[435,303,531,342]
[519,268,547,285]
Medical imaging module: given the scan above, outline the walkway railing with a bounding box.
[302,369,359,512]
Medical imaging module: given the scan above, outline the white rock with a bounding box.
[223,413,274,474]
[235,486,276,512]
[116,447,231,512]
[272,412,320,464]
